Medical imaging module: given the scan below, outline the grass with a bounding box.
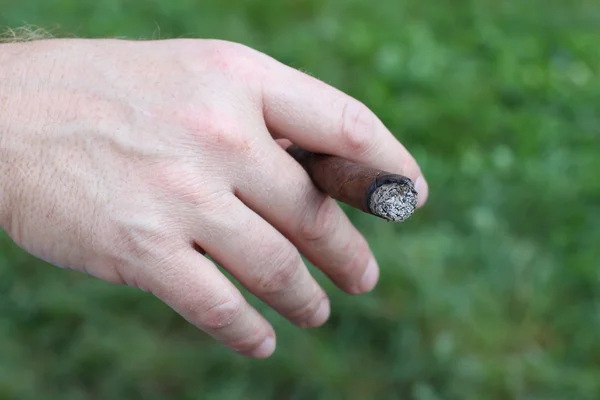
[1,0,599,398]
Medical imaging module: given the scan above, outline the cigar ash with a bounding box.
[367,177,418,222]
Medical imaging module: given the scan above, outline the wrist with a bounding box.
[0,39,62,231]
[0,42,26,230]
[0,49,10,230]
[0,124,10,233]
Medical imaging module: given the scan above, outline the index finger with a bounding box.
[260,65,428,207]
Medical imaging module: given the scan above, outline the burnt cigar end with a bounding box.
[287,145,419,223]
[366,175,418,222]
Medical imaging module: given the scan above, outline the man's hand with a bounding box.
[0,39,428,358]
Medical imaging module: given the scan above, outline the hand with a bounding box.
[0,38,428,358]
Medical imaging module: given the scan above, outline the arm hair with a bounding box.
[0,26,55,43]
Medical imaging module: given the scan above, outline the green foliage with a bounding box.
[1,0,599,398]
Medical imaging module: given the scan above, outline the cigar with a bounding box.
[286,145,418,222]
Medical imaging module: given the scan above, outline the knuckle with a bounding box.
[175,107,221,137]
[112,217,180,267]
[214,127,254,156]
[257,246,302,295]
[299,196,340,245]
[145,160,226,208]
[192,117,253,156]
[199,295,245,332]
[338,99,377,155]
[175,108,252,155]
[204,40,265,79]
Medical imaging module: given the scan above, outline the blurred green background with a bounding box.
[1,0,599,399]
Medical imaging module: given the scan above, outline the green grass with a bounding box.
[1,0,599,398]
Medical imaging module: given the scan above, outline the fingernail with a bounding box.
[307,298,330,327]
[251,336,276,359]
[359,258,380,293]
[415,176,429,207]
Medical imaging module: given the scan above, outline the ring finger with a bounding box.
[195,193,330,328]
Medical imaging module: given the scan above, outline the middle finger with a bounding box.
[234,132,379,295]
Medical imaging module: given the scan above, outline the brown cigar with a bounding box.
[286,145,418,222]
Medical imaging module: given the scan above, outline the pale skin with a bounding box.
[0,38,428,358]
